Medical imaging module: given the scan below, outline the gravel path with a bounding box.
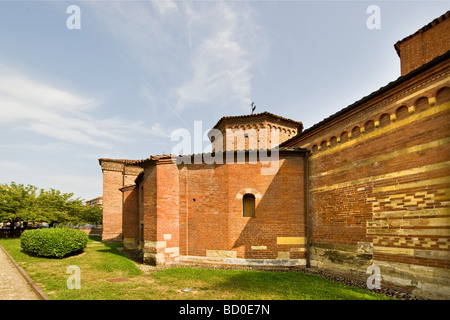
[0,245,44,300]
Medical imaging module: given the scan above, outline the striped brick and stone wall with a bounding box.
[282,54,450,299]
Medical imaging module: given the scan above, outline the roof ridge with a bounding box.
[98,158,138,164]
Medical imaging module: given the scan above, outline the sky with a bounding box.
[0,0,448,202]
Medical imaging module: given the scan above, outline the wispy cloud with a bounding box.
[89,1,267,115]
[152,0,178,16]
[176,1,266,112]
[0,69,166,148]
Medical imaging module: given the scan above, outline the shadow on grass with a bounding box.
[154,267,392,300]
[205,269,390,300]
[85,237,144,278]
[20,248,87,260]
[92,237,144,265]
[93,239,142,264]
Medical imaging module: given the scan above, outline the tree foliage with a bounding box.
[0,182,102,225]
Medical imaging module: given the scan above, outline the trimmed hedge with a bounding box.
[20,228,88,258]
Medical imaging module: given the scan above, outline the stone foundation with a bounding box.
[180,255,306,267]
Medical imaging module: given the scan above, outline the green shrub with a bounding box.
[20,228,88,258]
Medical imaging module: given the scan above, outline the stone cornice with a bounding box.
[124,165,144,176]
[100,160,125,172]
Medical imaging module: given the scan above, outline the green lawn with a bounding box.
[0,237,392,300]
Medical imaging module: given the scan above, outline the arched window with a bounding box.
[351,126,361,138]
[364,120,375,133]
[396,105,409,120]
[243,194,256,217]
[340,131,349,143]
[379,113,390,128]
[329,136,338,147]
[436,87,450,104]
[414,97,428,113]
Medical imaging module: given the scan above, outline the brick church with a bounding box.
[99,12,450,299]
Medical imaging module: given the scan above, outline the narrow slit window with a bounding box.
[243,194,255,217]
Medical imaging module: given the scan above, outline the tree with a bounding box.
[0,183,39,227]
[34,188,76,224]
[79,205,102,225]
[0,182,103,233]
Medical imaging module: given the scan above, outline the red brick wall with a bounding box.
[156,160,180,263]
[228,155,306,260]
[122,185,139,244]
[142,165,157,242]
[178,152,307,261]
[100,161,142,242]
[178,162,228,257]
[102,168,124,241]
[140,160,181,264]
[396,12,449,76]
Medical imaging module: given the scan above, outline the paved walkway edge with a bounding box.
[0,244,49,300]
